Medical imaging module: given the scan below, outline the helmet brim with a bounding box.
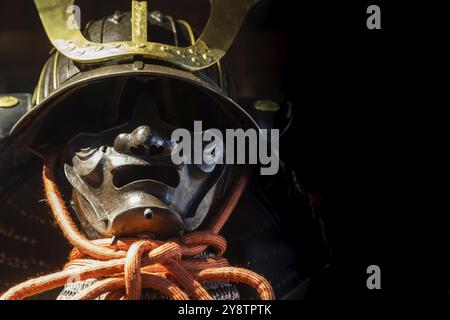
[10,64,260,148]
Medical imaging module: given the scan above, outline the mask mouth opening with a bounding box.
[112,165,180,189]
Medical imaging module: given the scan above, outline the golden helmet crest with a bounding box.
[35,0,259,71]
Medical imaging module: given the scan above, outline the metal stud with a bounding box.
[0,96,19,108]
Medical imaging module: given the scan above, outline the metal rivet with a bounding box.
[95,45,104,51]
[144,208,153,219]
[0,96,19,108]
[76,49,85,56]
[202,53,213,62]
[112,43,121,48]
[133,60,145,70]
[150,10,163,23]
[136,43,146,49]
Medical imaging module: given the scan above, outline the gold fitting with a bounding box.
[253,100,280,112]
[0,96,20,108]
[34,0,259,71]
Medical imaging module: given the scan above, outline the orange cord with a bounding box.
[0,153,275,300]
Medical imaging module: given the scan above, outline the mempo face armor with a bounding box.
[63,120,224,239]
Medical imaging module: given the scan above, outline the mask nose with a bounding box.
[114,125,159,155]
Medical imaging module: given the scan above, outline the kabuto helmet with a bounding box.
[9,0,262,240]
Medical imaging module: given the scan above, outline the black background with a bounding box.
[245,0,440,304]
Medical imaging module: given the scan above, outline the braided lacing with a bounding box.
[0,154,274,300]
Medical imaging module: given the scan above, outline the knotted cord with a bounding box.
[0,153,274,300]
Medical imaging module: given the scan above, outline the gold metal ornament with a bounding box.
[253,100,280,112]
[0,96,20,108]
[34,0,260,71]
